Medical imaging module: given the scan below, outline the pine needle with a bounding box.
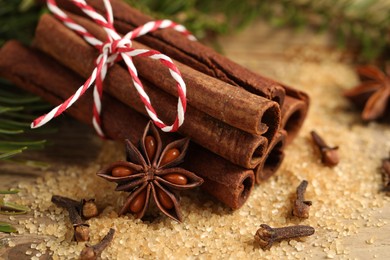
[0,222,17,233]
[0,80,50,161]
[0,190,29,215]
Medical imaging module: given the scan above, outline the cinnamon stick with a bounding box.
[281,96,308,145]
[254,130,286,183]
[0,40,147,144]
[0,40,255,209]
[184,144,255,209]
[56,0,286,106]
[33,14,269,168]
[65,13,280,138]
[56,0,309,143]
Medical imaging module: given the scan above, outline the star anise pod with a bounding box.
[97,121,203,222]
[344,65,390,121]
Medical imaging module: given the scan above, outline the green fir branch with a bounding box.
[125,0,390,61]
[0,80,50,160]
[0,0,42,47]
[0,190,28,233]
[0,190,29,215]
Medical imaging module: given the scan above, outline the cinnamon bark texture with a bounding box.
[56,0,286,106]
[65,13,280,138]
[183,145,255,209]
[254,130,286,183]
[56,0,309,143]
[0,41,255,209]
[33,14,269,168]
[0,41,147,144]
[281,96,308,145]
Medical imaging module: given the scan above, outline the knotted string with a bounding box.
[32,0,195,136]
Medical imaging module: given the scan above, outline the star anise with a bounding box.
[97,121,203,222]
[344,65,390,121]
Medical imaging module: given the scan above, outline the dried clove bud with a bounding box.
[80,228,115,260]
[82,199,99,219]
[254,224,315,250]
[292,180,312,219]
[51,195,90,242]
[311,131,339,167]
[74,224,90,242]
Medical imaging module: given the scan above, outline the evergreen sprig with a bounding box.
[0,79,51,160]
[125,0,390,61]
[0,189,29,233]
[0,0,42,47]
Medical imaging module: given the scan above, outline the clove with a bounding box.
[254,224,315,250]
[311,131,339,167]
[292,180,312,218]
[80,228,115,260]
[81,199,99,219]
[51,195,90,242]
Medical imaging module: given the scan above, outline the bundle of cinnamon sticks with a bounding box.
[0,0,309,210]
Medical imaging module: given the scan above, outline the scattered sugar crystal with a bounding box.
[7,241,16,248]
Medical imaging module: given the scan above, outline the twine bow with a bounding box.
[32,0,195,136]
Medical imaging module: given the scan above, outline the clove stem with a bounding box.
[311,130,339,167]
[51,195,89,242]
[255,224,315,250]
[80,228,116,260]
[292,180,312,218]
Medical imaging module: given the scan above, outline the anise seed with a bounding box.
[112,166,133,177]
[162,173,188,185]
[156,187,174,209]
[160,148,180,166]
[129,189,147,213]
[145,135,157,161]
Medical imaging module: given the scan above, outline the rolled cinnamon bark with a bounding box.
[183,144,254,209]
[281,96,308,145]
[55,0,310,142]
[0,41,255,209]
[0,40,147,144]
[33,14,269,168]
[254,130,286,183]
[55,0,286,106]
[65,13,280,138]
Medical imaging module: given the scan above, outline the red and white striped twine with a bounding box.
[32,0,195,136]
